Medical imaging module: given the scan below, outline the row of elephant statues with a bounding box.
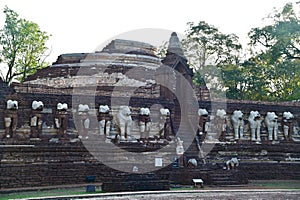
[77,104,172,141]
[3,100,68,139]
[198,108,297,142]
[2,100,173,141]
[2,100,298,143]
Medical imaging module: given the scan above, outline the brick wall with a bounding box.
[1,82,300,190]
[1,142,300,189]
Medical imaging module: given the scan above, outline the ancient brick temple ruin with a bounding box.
[0,33,300,191]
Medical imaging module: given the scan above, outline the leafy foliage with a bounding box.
[182,20,243,95]
[186,2,300,101]
[0,6,50,84]
[246,2,300,101]
[183,21,242,71]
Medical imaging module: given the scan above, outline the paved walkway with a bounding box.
[24,189,300,200]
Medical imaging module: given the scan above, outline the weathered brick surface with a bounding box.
[1,141,300,189]
[0,142,173,189]
[102,174,170,192]
[1,83,300,190]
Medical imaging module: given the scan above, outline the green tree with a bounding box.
[0,6,50,84]
[247,2,300,101]
[220,64,246,100]
[183,21,242,71]
[183,21,243,98]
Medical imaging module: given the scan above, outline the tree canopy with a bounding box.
[182,2,300,102]
[245,2,300,101]
[0,6,50,84]
[183,21,242,71]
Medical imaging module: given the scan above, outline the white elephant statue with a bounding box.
[248,111,262,142]
[55,103,68,137]
[225,157,239,170]
[7,100,18,110]
[77,104,90,139]
[99,105,110,113]
[216,109,226,119]
[98,105,111,135]
[198,108,208,116]
[57,103,68,111]
[116,106,132,140]
[265,112,278,141]
[30,101,44,138]
[32,100,44,110]
[215,109,227,141]
[4,100,18,138]
[78,104,89,113]
[139,107,151,141]
[282,111,294,141]
[197,108,209,141]
[187,158,197,167]
[231,110,244,140]
[160,108,170,116]
[159,108,171,139]
[82,113,90,129]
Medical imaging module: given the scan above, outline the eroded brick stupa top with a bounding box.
[22,38,163,90]
[101,39,157,57]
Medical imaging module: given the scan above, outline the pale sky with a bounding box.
[0,0,297,64]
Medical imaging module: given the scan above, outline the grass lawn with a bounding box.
[1,181,300,199]
[249,180,300,189]
[0,187,102,200]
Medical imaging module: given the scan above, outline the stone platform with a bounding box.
[1,138,300,191]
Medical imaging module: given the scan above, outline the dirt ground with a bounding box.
[72,190,300,200]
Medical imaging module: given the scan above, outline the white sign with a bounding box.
[155,157,163,167]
